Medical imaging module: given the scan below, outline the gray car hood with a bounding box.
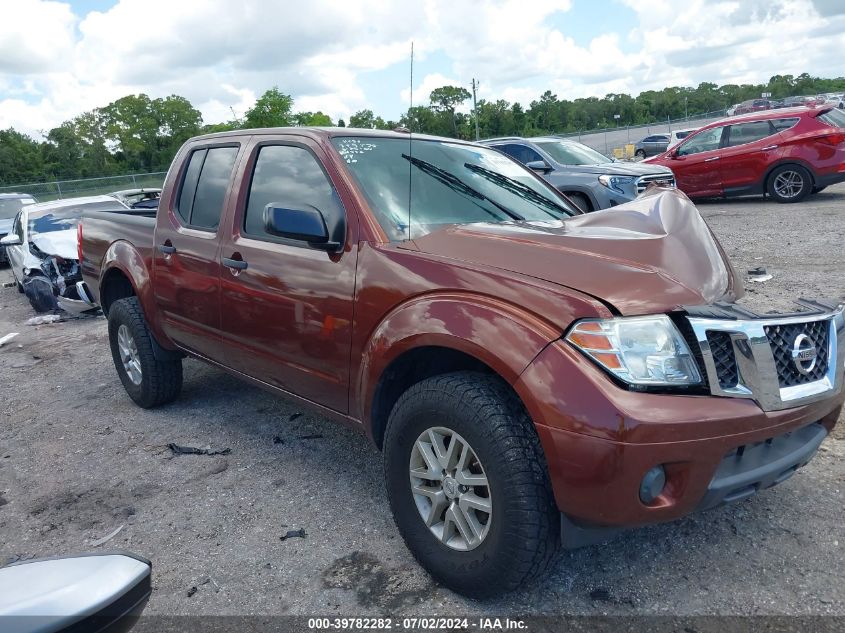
[561,161,673,176]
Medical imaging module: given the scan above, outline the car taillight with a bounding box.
[77,222,83,264]
[818,132,845,146]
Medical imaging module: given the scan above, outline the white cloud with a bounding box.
[0,0,77,74]
[1,0,844,139]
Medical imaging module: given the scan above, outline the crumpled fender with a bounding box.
[355,292,564,431]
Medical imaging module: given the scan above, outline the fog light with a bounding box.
[639,465,666,504]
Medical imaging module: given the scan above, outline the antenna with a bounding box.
[472,79,480,141]
[407,41,414,242]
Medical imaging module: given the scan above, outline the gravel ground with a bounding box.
[0,186,843,618]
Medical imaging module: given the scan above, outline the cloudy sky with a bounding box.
[1,0,844,137]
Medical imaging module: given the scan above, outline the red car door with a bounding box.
[664,125,727,197]
[217,136,358,413]
[718,120,785,194]
[152,142,244,361]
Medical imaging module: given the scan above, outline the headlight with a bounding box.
[598,174,635,193]
[566,315,702,386]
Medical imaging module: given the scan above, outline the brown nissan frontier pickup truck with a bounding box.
[78,128,844,598]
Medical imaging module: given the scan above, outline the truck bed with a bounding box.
[79,209,156,303]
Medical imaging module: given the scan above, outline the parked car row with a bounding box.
[489,104,844,207]
[728,94,844,116]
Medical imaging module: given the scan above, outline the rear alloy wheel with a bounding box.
[767,165,812,203]
[635,149,646,159]
[108,296,182,408]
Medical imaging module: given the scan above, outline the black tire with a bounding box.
[108,296,182,408]
[565,192,592,213]
[635,149,646,159]
[383,371,560,598]
[766,164,813,203]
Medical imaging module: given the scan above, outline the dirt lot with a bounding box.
[0,187,843,617]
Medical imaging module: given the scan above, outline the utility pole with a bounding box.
[471,79,480,141]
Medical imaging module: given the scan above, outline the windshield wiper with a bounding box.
[463,163,571,218]
[401,154,525,222]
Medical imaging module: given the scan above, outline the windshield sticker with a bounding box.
[335,138,377,164]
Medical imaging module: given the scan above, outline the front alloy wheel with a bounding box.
[409,427,492,551]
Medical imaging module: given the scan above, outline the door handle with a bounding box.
[222,256,248,270]
[762,144,779,151]
[158,244,176,254]
[704,156,721,162]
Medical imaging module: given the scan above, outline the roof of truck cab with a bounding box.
[188,127,474,145]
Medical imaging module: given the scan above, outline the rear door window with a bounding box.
[243,145,344,241]
[176,146,239,230]
[496,144,543,165]
[772,117,800,132]
[725,121,775,147]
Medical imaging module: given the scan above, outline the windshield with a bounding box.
[533,140,610,166]
[0,197,35,219]
[28,200,118,235]
[332,137,577,240]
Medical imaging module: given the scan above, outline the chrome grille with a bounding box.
[765,321,830,387]
[636,173,676,194]
[706,331,738,389]
[685,303,844,412]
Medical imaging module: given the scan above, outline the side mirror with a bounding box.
[525,160,552,173]
[0,552,152,633]
[264,204,343,252]
[0,234,21,247]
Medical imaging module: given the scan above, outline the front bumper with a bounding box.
[516,333,843,530]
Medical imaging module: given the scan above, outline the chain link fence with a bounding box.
[0,172,167,202]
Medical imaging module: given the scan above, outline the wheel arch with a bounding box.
[762,159,817,190]
[358,293,561,450]
[99,240,173,349]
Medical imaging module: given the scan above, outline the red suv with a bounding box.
[646,106,845,202]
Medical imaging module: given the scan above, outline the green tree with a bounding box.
[293,111,333,126]
[243,87,294,128]
[349,109,388,129]
[429,85,471,136]
[0,128,43,185]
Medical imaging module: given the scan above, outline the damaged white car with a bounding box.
[0,195,128,313]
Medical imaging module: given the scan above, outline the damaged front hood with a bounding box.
[30,230,78,260]
[412,189,742,316]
